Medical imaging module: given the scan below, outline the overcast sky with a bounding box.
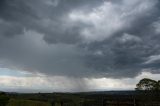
[0,0,160,92]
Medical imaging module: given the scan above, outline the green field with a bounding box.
[7,99,51,106]
[0,91,160,106]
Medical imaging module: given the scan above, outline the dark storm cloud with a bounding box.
[0,0,160,78]
[84,33,160,77]
[0,0,103,43]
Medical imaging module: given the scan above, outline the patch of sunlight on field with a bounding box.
[7,99,51,106]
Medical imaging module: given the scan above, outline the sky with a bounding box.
[0,0,160,92]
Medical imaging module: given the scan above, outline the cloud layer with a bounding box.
[0,71,159,92]
[0,0,160,79]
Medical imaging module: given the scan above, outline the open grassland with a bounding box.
[2,91,160,106]
[7,99,51,106]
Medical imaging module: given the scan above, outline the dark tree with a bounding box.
[135,78,158,91]
[157,80,160,90]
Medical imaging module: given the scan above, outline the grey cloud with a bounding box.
[0,0,160,79]
[83,26,160,77]
[0,0,103,43]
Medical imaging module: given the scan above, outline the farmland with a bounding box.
[7,99,51,106]
[0,91,160,106]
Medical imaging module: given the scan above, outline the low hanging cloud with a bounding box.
[0,0,160,79]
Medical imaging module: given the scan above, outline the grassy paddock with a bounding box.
[7,99,51,106]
